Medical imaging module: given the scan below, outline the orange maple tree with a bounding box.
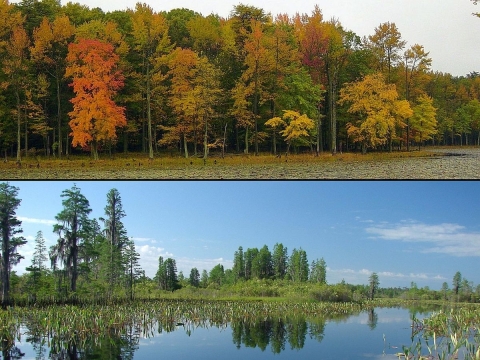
[65,38,126,159]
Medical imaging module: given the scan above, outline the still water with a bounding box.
[4,307,433,360]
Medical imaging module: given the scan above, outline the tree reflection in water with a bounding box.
[3,310,352,358]
[231,316,327,353]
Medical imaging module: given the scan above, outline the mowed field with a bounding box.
[1,147,479,179]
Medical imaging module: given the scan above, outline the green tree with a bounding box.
[287,248,308,282]
[50,184,92,294]
[310,258,326,284]
[200,269,208,288]
[0,182,26,308]
[164,258,178,291]
[369,272,379,300]
[453,271,462,296]
[155,256,166,289]
[26,230,48,299]
[272,243,288,280]
[100,188,128,296]
[209,263,225,286]
[252,245,272,279]
[441,281,449,300]
[189,267,200,287]
[155,256,177,291]
[123,239,141,300]
[244,247,259,280]
[232,246,245,281]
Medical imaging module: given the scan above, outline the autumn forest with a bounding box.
[1,0,480,161]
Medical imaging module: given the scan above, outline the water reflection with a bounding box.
[0,306,441,359]
[367,308,378,330]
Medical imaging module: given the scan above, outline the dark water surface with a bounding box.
[2,306,436,360]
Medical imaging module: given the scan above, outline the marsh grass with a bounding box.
[401,306,480,360]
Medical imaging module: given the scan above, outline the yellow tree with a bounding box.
[3,25,29,161]
[231,18,275,155]
[410,94,437,149]
[194,56,222,159]
[267,110,314,154]
[367,22,406,84]
[264,116,286,155]
[30,15,75,157]
[403,44,431,150]
[338,73,412,153]
[65,39,126,160]
[167,48,198,158]
[130,3,170,159]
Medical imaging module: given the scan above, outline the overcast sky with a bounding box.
[40,0,480,76]
[7,181,480,290]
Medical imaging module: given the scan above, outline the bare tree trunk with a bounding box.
[56,73,63,158]
[203,115,208,159]
[183,133,189,158]
[146,60,154,159]
[16,89,21,161]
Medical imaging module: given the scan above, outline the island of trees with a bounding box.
[0,182,478,307]
[1,0,480,162]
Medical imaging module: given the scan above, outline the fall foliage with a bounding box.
[0,1,477,160]
[338,73,413,153]
[65,38,126,160]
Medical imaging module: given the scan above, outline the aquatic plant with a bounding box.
[399,306,480,360]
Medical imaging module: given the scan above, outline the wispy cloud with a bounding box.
[18,216,56,226]
[365,220,480,257]
[327,267,445,285]
[135,243,232,278]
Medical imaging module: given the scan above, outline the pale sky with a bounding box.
[53,0,480,77]
[8,181,480,290]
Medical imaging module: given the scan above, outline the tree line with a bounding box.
[1,0,480,161]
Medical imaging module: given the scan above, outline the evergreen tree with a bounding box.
[441,282,449,300]
[164,258,178,291]
[100,188,128,295]
[155,256,177,291]
[50,184,92,294]
[244,247,259,280]
[310,258,327,284]
[26,230,48,299]
[272,243,288,280]
[123,239,141,300]
[189,267,200,287]
[252,245,272,279]
[453,271,462,296]
[369,272,379,300]
[0,182,26,308]
[287,248,308,282]
[232,246,245,281]
[200,269,209,288]
[209,264,225,286]
[155,256,166,289]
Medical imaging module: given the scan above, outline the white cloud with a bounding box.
[327,267,445,285]
[175,257,233,275]
[365,220,480,257]
[18,216,56,226]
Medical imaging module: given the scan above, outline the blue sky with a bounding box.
[6,181,480,290]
